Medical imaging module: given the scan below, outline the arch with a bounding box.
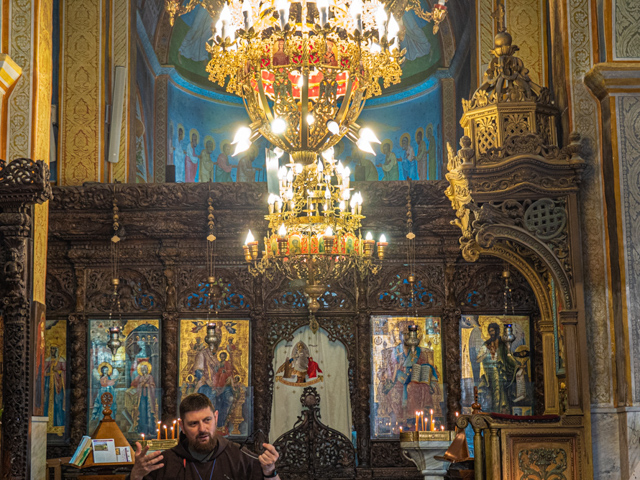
[466,223,574,310]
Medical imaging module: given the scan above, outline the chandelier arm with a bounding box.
[256,74,275,123]
[333,76,355,126]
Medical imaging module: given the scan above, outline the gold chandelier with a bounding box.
[166,0,448,322]
[243,147,387,316]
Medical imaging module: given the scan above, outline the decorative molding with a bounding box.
[154,75,169,183]
[59,0,105,185]
[567,0,612,406]
[111,0,131,182]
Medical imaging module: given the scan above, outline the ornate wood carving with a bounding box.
[161,312,179,420]
[0,158,51,479]
[68,313,88,448]
[274,387,356,479]
[45,181,542,473]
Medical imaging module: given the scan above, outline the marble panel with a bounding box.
[30,416,48,480]
[591,410,622,479]
[616,95,640,402]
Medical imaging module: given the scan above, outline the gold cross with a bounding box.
[491,2,506,32]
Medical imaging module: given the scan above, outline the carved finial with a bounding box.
[471,386,482,414]
[491,2,506,33]
[101,392,115,420]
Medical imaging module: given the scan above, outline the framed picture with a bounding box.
[88,319,161,441]
[179,319,251,438]
[460,315,533,415]
[45,319,69,442]
[371,316,444,438]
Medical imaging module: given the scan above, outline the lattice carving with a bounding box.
[476,116,498,155]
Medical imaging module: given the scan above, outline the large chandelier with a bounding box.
[165,0,447,322]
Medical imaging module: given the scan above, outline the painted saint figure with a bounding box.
[476,322,518,414]
[92,363,119,421]
[400,133,417,180]
[126,361,158,435]
[44,345,66,427]
[199,136,216,182]
[215,141,236,182]
[186,129,200,182]
[379,140,399,181]
[174,125,188,183]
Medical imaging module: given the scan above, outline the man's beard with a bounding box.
[188,433,217,454]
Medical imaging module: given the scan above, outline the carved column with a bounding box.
[443,264,461,429]
[0,159,51,479]
[355,311,371,467]
[251,308,270,442]
[68,313,88,446]
[161,311,179,420]
[560,310,582,414]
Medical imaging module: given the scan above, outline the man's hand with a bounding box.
[130,442,164,480]
[258,443,279,476]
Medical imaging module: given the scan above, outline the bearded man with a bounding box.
[129,393,280,479]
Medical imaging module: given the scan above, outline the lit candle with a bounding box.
[430,409,434,431]
[171,426,174,439]
[177,418,181,438]
[157,421,161,440]
[173,420,177,439]
[455,411,459,417]
[141,433,145,442]
[156,429,160,440]
[399,426,403,433]
[441,425,445,431]
[163,425,168,439]
[415,411,419,432]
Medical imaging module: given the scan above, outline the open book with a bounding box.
[410,363,435,384]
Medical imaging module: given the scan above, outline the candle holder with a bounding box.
[205,322,221,353]
[243,244,252,262]
[377,240,388,259]
[107,327,121,356]
[363,239,375,257]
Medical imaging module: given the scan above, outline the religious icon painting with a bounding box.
[33,302,47,416]
[87,319,161,441]
[370,316,444,439]
[178,319,251,438]
[45,319,69,442]
[459,315,533,416]
[270,325,352,442]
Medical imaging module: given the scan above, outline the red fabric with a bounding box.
[307,359,322,378]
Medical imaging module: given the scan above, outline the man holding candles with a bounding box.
[130,393,280,480]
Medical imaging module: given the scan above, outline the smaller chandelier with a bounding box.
[242,146,387,314]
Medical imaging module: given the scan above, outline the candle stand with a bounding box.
[400,430,456,480]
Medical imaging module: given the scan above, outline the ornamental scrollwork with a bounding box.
[518,447,567,480]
